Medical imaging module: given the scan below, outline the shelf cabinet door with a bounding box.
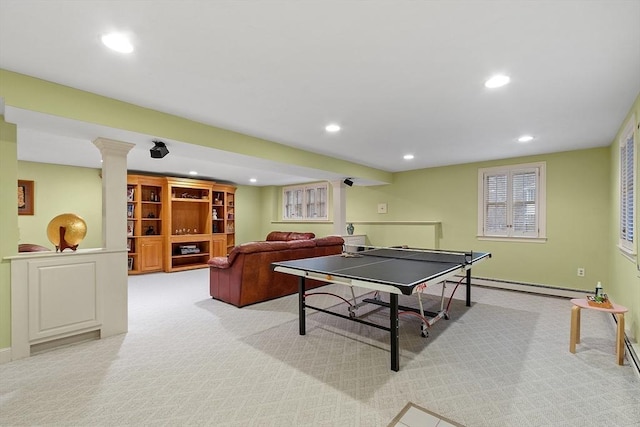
[211,235,227,257]
[139,237,163,272]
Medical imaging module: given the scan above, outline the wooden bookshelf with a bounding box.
[127,175,164,274]
[164,177,213,272]
[128,175,236,274]
[212,184,236,255]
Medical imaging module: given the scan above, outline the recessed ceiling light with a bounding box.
[101,32,134,53]
[517,135,534,143]
[403,154,415,160]
[325,123,341,133]
[484,74,510,89]
[249,178,257,183]
[189,171,198,176]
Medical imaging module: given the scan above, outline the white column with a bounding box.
[92,138,134,249]
[330,180,347,236]
[92,137,134,338]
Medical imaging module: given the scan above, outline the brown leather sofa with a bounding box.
[208,233,344,307]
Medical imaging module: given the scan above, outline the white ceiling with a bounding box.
[1,0,639,186]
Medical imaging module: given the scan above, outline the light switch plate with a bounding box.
[377,203,387,214]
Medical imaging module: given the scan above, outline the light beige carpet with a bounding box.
[2,269,639,426]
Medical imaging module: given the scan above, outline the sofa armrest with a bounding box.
[266,231,291,241]
[210,240,292,269]
[208,256,231,269]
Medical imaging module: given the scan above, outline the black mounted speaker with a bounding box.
[150,141,169,159]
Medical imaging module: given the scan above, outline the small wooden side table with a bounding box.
[570,298,628,365]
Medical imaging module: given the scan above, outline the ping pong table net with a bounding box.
[343,246,473,265]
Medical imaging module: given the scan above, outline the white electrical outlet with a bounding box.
[377,203,388,214]
[577,268,585,277]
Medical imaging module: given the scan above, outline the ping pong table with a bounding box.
[272,246,491,371]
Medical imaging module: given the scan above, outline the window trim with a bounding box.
[618,115,637,256]
[477,161,546,241]
[282,182,329,221]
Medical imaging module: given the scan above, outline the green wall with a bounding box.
[235,185,264,243]
[17,162,103,249]
[608,93,640,346]
[346,148,610,290]
[259,147,612,292]
[261,148,612,291]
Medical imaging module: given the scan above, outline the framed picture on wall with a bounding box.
[18,180,34,216]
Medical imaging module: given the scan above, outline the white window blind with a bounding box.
[283,182,328,220]
[479,163,545,239]
[284,188,303,219]
[484,173,508,235]
[512,170,538,236]
[620,121,636,252]
[305,186,327,219]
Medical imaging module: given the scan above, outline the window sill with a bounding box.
[477,236,547,243]
[617,244,637,261]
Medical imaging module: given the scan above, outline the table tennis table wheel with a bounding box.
[421,325,429,338]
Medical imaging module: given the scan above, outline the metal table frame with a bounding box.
[275,250,490,371]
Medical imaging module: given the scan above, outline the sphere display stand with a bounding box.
[56,227,79,252]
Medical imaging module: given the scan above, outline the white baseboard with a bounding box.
[466,276,588,299]
[0,347,11,364]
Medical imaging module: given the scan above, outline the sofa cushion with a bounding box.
[287,232,316,241]
[266,231,290,241]
[286,239,316,249]
[223,241,290,265]
[236,241,291,253]
[315,235,345,246]
[266,231,315,241]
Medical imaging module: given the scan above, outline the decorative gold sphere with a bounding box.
[47,213,87,250]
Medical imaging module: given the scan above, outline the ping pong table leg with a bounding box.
[465,269,471,307]
[299,277,306,336]
[390,293,399,372]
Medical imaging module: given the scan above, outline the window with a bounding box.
[283,182,328,220]
[619,118,636,254]
[478,162,546,240]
